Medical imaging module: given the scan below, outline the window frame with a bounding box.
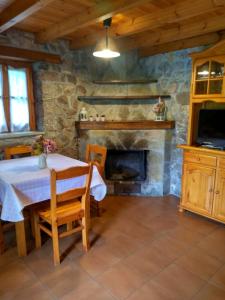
[0,59,36,133]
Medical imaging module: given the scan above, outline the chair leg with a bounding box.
[33,213,41,248]
[0,221,5,254]
[52,222,60,266]
[82,216,90,252]
[30,209,35,238]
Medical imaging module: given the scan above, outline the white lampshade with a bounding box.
[93,18,120,59]
[93,48,120,58]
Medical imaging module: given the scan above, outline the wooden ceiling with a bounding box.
[1,0,225,57]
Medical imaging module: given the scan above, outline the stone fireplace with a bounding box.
[105,149,148,181]
[78,129,172,196]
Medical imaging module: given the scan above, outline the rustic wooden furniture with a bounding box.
[178,40,225,224]
[0,154,106,257]
[0,221,4,254]
[86,144,107,216]
[0,144,33,254]
[4,144,33,159]
[33,164,93,265]
[85,144,107,177]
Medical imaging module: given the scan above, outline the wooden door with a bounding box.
[181,163,216,216]
[213,169,225,222]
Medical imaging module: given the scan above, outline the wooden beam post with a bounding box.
[70,0,225,50]
[116,14,225,52]
[0,0,55,33]
[0,45,61,64]
[112,0,225,37]
[139,33,221,57]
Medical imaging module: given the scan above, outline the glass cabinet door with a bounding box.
[209,61,224,94]
[196,62,209,80]
[194,60,224,96]
[195,62,209,95]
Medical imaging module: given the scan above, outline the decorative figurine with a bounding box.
[79,107,88,121]
[101,115,106,121]
[152,97,166,121]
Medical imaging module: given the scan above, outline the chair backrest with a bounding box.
[85,144,107,176]
[4,145,32,160]
[50,163,93,220]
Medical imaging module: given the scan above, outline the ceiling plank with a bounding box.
[36,0,151,43]
[0,45,61,63]
[139,32,221,57]
[70,0,225,50]
[112,0,225,37]
[0,0,55,33]
[116,13,225,52]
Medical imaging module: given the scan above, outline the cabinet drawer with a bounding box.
[218,158,225,169]
[184,152,216,167]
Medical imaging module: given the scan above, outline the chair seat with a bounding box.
[39,200,84,225]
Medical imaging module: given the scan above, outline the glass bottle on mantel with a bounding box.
[79,107,88,121]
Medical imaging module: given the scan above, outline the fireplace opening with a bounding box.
[105,149,148,181]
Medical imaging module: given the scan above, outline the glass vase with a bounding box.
[38,153,47,169]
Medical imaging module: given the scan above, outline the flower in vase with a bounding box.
[32,135,57,155]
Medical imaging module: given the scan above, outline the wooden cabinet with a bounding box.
[180,148,225,224]
[182,162,215,216]
[178,41,225,224]
[213,169,225,222]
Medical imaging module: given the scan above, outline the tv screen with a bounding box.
[197,109,225,148]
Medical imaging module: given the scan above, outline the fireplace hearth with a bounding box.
[105,149,148,181]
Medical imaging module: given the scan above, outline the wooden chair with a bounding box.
[4,145,32,160]
[85,144,107,176]
[0,221,4,254]
[33,164,93,266]
[0,145,33,254]
[85,144,107,216]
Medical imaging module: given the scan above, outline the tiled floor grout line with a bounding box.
[1,196,225,300]
[20,257,59,300]
[123,251,188,300]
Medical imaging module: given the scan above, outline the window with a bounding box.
[0,62,35,133]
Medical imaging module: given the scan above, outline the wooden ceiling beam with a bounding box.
[112,0,225,37]
[71,0,225,50]
[117,14,225,52]
[0,0,55,33]
[0,45,61,64]
[139,32,222,57]
[36,0,151,43]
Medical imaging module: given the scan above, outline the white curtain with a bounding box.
[0,66,8,133]
[8,67,29,132]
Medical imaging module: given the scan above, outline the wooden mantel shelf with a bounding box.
[77,95,171,101]
[92,79,157,84]
[75,120,175,131]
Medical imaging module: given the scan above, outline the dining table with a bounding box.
[0,153,107,256]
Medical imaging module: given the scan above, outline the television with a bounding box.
[197,109,225,150]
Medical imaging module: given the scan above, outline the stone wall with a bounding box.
[74,47,206,196]
[140,48,206,195]
[0,28,208,196]
[0,29,80,158]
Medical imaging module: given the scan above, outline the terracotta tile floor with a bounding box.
[1,195,225,300]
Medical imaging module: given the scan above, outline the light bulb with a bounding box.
[93,48,120,58]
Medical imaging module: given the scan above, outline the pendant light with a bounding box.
[93,18,120,59]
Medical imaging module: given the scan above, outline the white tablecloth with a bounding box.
[0,154,107,222]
